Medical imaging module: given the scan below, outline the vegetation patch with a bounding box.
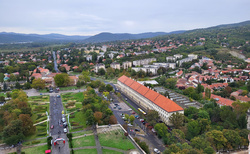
[74,148,97,154]
[99,130,135,150]
[22,144,47,154]
[72,135,96,148]
[102,149,123,154]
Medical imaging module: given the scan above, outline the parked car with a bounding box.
[125,98,127,101]
[128,108,132,111]
[50,125,54,129]
[135,129,140,132]
[132,111,135,114]
[128,123,133,126]
[63,122,67,128]
[120,113,124,116]
[139,119,144,122]
[118,107,122,110]
[63,128,67,133]
[154,148,160,154]
[113,106,116,109]
[62,118,66,123]
[135,115,139,119]
[56,95,60,98]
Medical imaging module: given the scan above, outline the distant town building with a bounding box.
[122,61,132,69]
[173,54,183,59]
[94,63,105,73]
[166,56,176,62]
[86,55,92,61]
[110,62,120,70]
[133,58,156,66]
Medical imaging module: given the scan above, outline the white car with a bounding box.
[128,108,132,111]
[63,128,67,133]
[154,148,160,154]
[128,123,133,126]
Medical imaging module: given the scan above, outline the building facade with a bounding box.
[94,64,106,73]
[118,75,184,125]
[122,61,132,69]
[110,62,121,70]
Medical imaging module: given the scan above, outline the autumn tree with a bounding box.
[109,115,117,124]
[19,114,35,135]
[31,78,45,90]
[222,129,241,150]
[2,120,24,145]
[94,111,103,124]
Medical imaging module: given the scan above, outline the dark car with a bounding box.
[135,129,140,132]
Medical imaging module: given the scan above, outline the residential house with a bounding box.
[110,62,120,70]
[122,61,132,69]
[94,63,106,73]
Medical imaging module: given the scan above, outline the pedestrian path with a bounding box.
[93,127,102,154]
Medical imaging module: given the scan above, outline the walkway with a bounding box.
[72,146,126,153]
[93,127,102,154]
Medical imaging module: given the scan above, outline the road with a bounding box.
[91,77,166,153]
[49,93,70,154]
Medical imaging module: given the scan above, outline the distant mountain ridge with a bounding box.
[0,20,249,44]
[83,31,185,43]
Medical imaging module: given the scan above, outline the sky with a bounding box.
[0,0,249,36]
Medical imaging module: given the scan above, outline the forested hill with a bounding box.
[155,20,250,41]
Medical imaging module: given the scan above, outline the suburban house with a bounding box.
[94,63,106,73]
[110,62,121,70]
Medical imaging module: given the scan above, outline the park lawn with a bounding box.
[38,89,47,93]
[23,138,47,147]
[99,130,135,150]
[0,93,6,97]
[72,130,93,137]
[72,135,96,148]
[239,85,248,91]
[22,144,47,154]
[61,92,84,103]
[69,112,87,132]
[74,148,97,154]
[102,149,123,154]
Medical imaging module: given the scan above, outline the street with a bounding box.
[49,94,70,154]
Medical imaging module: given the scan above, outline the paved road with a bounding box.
[49,94,70,154]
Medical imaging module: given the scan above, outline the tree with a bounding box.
[169,112,184,129]
[247,81,250,92]
[222,129,241,150]
[15,82,21,89]
[24,82,31,89]
[0,73,4,82]
[196,83,204,93]
[32,78,45,90]
[164,144,181,154]
[19,114,35,135]
[205,88,211,99]
[3,120,24,145]
[0,96,5,102]
[98,68,106,75]
[109,115,117,124]
[125,114,129,121]
[94,111,103,124]
[54,73,70,87]
[206,130,227,151]
[198,110,210,119]
[191,136,211,150]
[105,84,113,92]
[76,80,81,88]
[154,123,169,138]
[165,78,177,89]
[146,110,160,126]
[186,120,201,140]
[198,118,211,134]
[3,82,7,92]
[129,115,135,124]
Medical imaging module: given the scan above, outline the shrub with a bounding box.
[47,136,53,149]
[31,140,41,144]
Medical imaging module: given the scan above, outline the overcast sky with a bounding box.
[0,0,249,36]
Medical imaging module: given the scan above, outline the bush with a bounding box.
[71,149,74,154]
[47,136,53,149]
[31,140,41,144]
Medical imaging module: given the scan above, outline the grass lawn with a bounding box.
[22,144,47,154]
[62,92,84,103]
[0,93,6,97]
[69,112,87,132]
[72,135,96,148]
[102,149,123,154]
[26,95,50,140]
[99,130,135,150]
[38,89,48,93]
[74,148,97,154]
[72,130,93,137]
[23,138,47,147]
[239,85,248,91]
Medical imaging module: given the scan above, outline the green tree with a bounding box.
[169,112,184,129]
[3,120,24,145]
[186,120,201,140]
[191,136,211,151]
[125,114,129,121]
[15,82,21,89]
[105,84,113,92]
[222,129,241,150]
[205,88,211,99]
[54,73,70,87]
[165,78,177,89]
[129,115,135,124]
[146,110,160,126]
[196,83,204,93]
[164,144,181,154]
[98,68,106,75]
[206,130,227,151]
[154,123,169,138]
[0,73,4,82]
[198,110,210,119]
[32,78,45,90]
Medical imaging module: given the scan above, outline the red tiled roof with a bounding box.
[144,89,160,102]
[129,81,142,91]
[118,75,183,113]
[204,93,233,107]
